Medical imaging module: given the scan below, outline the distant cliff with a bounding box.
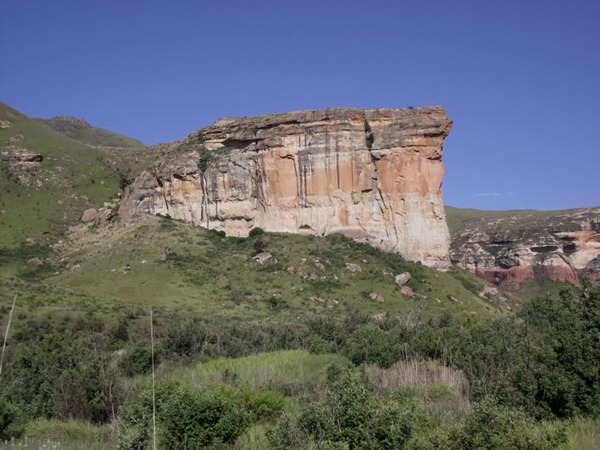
[119,107,453,269]
[448,207,600,288]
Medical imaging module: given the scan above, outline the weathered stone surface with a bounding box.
[479,285,499,299]
[369,292,385,303]
[97,207,115,225]
[540,253,580,285]
[345,263,362,273]
[0,145,44,186]
[400,286,415,297]
[27,257,43,266]
[585,257,600,283]
[119,107,453,269]
[253,252,276,265]
[451,207,600,288]
[81,208,98,223]
[395,272,411,286]
[0,119,12,129]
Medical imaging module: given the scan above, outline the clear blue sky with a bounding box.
[1,0,598,210]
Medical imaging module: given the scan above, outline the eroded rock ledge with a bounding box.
[119,107,453,269]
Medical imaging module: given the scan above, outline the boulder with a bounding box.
[400,286,415,297]
[369,292,385,303]
[81,208,98,223]
[253,252,276,265]
[345,263,362,273]
[395,272,411,286]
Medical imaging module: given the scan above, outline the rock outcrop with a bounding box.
[119,107,453,269]
[0,134,44,186]
[44,116,92,134]
[450,208,600,289]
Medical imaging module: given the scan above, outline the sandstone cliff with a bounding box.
[449,207,600,288]
[119,107,453,269]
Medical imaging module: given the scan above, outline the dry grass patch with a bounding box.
[366,359,471,412]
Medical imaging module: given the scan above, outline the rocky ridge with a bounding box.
[41,115,144,148]
[43,116,92,134]
[449,208,600,288]
[119,106,453,269]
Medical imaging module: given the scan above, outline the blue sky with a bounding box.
[1,0,598,210]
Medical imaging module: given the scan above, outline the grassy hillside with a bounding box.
[39,116,144,148]
[0,102,121,246]
[40,215,508,322]
[445,205,597,235]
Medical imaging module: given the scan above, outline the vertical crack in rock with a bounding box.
[155,169,170,215]
[200,172,209,228]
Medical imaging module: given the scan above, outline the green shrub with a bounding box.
[109,318,129,349]
[1,331,119,423]
[343,323,399,367]
[422,398,568,450]
[118,381,251,449]
[120,342,156,377]
[248,227,264,238]
[269,366,416,449]
[220,386,285,422]
[0,399,22,440]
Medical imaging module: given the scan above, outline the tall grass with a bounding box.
[367,359,469,396]
[165,350,350,397]
[366,358,471,423]
[2,419,116,449]
[232,424,271,450]
[565,418,600,450]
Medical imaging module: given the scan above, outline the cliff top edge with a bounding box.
[211,105,449,128]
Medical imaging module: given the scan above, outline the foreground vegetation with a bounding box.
[0,215,597,448]
[1,272,598,448]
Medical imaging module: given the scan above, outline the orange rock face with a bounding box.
[119,107,453,269]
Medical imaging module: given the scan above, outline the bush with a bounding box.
[248,227,265,238]
[404,286,600,419]
[516,287,600,418]
[423,398,567,450]
[0,399,22,440]
[118,381,251,449]
[269,366,416,449]
[120,342,156,377]
[343,323,399,367]
[1,331,119,423]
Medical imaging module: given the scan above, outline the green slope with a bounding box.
[39,116,144,148]
[445,205,596,235]
[0,102,120,247]
[44,215,509,321]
